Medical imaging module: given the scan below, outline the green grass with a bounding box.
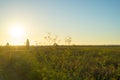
[0,46,120,80]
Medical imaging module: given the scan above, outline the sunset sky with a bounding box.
[0,0,120,45]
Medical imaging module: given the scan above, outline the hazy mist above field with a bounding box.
[0,0,120,45]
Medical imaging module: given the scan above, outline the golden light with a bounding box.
[9,24,26,45]
[10,26,25,38]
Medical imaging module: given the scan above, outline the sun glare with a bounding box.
[10,26,25,38]
[9,24,26,45]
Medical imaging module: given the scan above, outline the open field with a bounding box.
[0,46,120,80]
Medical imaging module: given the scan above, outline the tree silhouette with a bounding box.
[6,42,9,47]
[26,39,30,49]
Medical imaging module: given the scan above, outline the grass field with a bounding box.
[0,46,120,80]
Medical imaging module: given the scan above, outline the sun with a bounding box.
[9,24,26,45]
[10,25,25,39]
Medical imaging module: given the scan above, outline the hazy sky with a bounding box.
[0,0,120,45]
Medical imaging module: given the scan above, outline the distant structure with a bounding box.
[26,39,30,49]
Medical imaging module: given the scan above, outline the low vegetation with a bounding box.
[0,46,120,80]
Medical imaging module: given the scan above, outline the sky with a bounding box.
[0,0,120,45]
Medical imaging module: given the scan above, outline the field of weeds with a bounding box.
[0,46,120,80]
